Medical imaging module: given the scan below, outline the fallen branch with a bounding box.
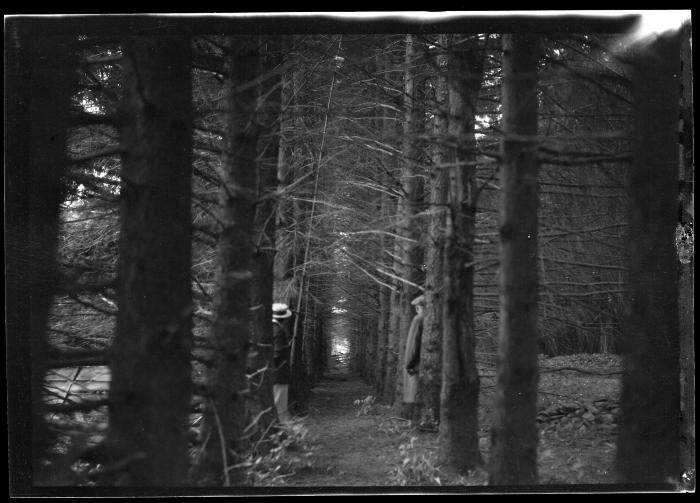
[243,406,274,434]
[211,401,231,486]
[46,398,110,414]
[539,366,622,376]
[47,351,106,368]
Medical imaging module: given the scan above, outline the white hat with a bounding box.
[411,295,426,307]
[272,303,293,319]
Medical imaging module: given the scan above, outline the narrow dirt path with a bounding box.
[280,354,624,488]
[285,369,408,487]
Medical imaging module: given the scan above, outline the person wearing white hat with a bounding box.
[272,303,293,423]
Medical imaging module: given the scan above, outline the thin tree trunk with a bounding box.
[367,305,379,386]
[6,24,75,487]
[105,35,193,486]
[273,65,312,413]
[289,43,339,410]
[489,34,541,485]
[317,313,328,377]
[616,31,681,485]
[289,302,311,414]
[375,270,391,398]
[438,35,485,472]
[376,37,398,402]
[198,37,259,486]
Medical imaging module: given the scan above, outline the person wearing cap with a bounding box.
[272,302,293,423]
[403,294,425,420]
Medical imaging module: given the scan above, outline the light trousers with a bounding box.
[273,384,290,423]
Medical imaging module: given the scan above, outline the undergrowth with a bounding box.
[236,420,316,486]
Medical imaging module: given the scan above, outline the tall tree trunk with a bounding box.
[367,304,379,386]
[273,66,311,412]
[678,23,694,485]
[197,37,259,486]
[6,23,75,487]
[287,61,315,414]
[303,283,321,385]
[419,35,449,426]
[273,70,296,288]
[375,271,392,399]
[616,31,681,485]
[248,36,283,441]
[439,35,485,472]
[489,34,541,485]
[376,37,398,402]
[289,301,311,414]
[393,34,425,413]
[105,35,193,486]
[317,312,328,377]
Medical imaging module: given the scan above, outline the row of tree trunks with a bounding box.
[275,54,312,414]
[302,282,327,385]
[9,25,689,490]
[375,271,392,399]
[105,35,194,486]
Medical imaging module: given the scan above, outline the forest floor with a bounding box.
[272,353,623,490]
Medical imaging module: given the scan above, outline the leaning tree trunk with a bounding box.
[616,31,681,486]
[438,35,485,473]
[489,34,541,486]
[6,24,76,487]
[105,35,193,486]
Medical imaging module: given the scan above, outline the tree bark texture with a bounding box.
[616,31,681,485]
[393,34,425,412]
[197,37,259,486]
[489,34,541,486]
[106,35,193,486]
[289,303,311,414]
[418,35,449,425]
[302,282,323,385]
[5,24,75,487]
[374,38,397,401]
[375,273,392,399]
[287,62,313,414]
[247,36,284,439]
[678,24,694,486]
[438,35,485,472]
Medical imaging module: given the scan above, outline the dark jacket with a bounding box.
[272,320,291,385]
